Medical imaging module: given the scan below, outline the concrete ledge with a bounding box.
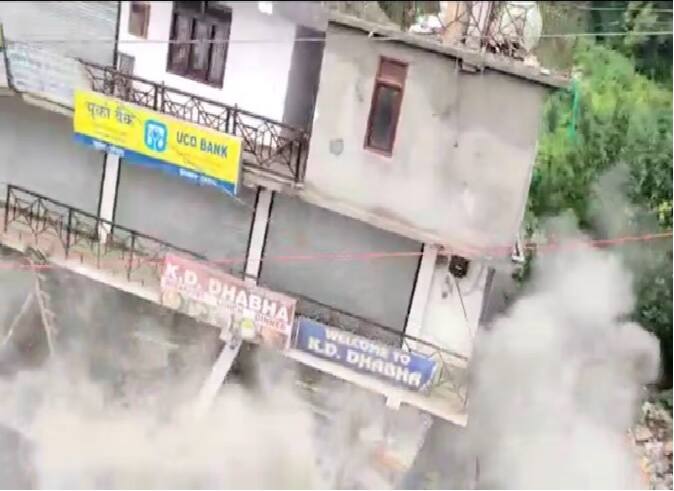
[328,11,569,90]
[288,349,467,427]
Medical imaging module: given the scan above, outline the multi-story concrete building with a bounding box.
[0,2,567,483]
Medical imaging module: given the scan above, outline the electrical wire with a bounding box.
[0,19,670,271]
[568,4,673,13]
[0,229,669,271]
[2,28,672,48]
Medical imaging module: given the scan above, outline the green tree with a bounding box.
[590,0,673,85]
[527,40,673,387]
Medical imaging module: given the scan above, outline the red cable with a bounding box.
[0,230,669,271]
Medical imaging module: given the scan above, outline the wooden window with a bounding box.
[364,58,408,155]
[207,22,231,85]
[128,1,150,38]
[167,1,231,87]
[168,14,193,74]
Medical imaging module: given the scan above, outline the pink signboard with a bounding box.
[160,254,296,350]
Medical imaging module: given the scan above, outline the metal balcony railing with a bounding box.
[283,288,470,401]
[1,184,468,403]
[80,61,310,185]
[3,184,207,284]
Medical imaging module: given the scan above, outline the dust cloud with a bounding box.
[0,255,421,490]
[0,259,328,489]
[0,167,666,490]
[0,366,322,489]
[467,215,661,489]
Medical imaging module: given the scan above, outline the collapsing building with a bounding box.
[0,1,567,486]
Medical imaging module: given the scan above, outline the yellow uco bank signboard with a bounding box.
[73,90,242,195]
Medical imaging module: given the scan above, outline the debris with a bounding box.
[408,15,444,35]
[522,55,540,68]
[635,426,654,442]
[632,400,673,490]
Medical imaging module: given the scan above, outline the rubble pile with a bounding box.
[632,401,673,490]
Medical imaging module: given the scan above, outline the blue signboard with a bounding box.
[295,318,437,392]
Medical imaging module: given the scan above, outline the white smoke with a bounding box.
[0,261,425,490]
[0,263,330,489]
[0,164,665,489]
[0,364,323,489]
[0,234,660,490]
[467,219,661,489]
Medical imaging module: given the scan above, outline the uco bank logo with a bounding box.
[144,120,167,152]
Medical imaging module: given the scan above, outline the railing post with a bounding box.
[153,82,159,111]
[64,207,73,259]
[232,104,238,135]
[159,83,165,112]
[154,82,165,112]
[111,67,118,98]
[106,66,114,95]
[127,232,136,280]
[295,139,303,184]
[34,198,43,232]
[3,185,11,232]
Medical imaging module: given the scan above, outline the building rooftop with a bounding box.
[328,11,570,89]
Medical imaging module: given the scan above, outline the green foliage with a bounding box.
[590,0,673,85]
[653,389,673,411]
[530,41,672,222]
[527,40,673,387]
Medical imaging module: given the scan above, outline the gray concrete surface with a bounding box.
[303,23,548,253]
[115,163,256,277]
[0,96,103,214]
[259,194,421,331]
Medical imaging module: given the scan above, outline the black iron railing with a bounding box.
[1,184,468,401]
[80,61,309,185]
[3,184,207,285]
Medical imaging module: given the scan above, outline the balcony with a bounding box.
[0,183,468,426]
[0,35,310,186]
[80,61,310,186]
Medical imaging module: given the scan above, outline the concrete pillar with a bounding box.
[193,335,242,419]
[404,244,438,343]
[98,153,120,242]
[193,186,273,418]
[244,188,273,286]
[386,244,438,410]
